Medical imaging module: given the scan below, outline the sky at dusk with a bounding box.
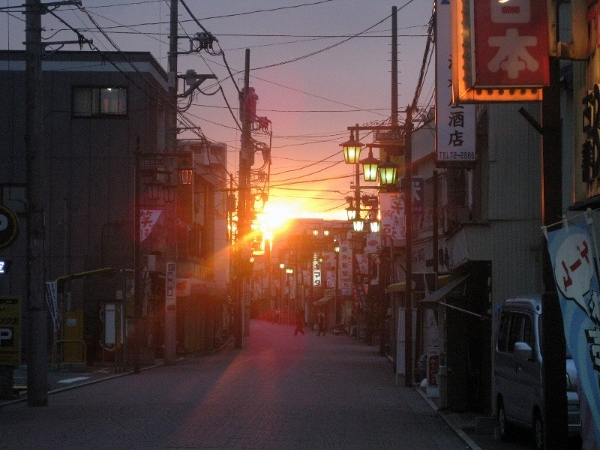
[2,0,435,224]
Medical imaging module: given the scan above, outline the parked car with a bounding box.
[494,296,580,450]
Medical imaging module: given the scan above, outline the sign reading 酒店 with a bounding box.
[436,0,476,166]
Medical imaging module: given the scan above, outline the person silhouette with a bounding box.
[294,307,305,335]
[317,311,326,336]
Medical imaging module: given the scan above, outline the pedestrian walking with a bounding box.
[294,307,305,335]
[317,311,326,336]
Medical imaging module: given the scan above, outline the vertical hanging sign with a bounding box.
[165,262,177,311]
[379,192,405,242]
[436,0,476,166]
[312,254,321,287]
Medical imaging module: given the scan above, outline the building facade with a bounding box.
[0,50,228,367]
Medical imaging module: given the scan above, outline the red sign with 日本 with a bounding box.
[473,0,549,87]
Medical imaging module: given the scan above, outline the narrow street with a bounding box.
[1,320,470,450]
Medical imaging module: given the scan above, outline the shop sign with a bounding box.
[473,0,549,88]
[379,192,405,241]
[582,85,600,191]
[451,0,548,102]
[165,262,176,311]
[544,218,600,445]
[436,0,476,165]
[312,255,321,287]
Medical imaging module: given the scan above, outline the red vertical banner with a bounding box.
[473,0,549,87]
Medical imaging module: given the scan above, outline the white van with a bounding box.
[494,296,580,450]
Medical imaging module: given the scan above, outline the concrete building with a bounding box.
[0,50,228,367]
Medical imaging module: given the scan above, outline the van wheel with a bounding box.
[533,412,543,450]
[498,401,512,441]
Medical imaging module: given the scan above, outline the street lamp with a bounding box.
[178,167,193,185]
[377,156,399,188]
[369,220,381,233]
[346,197,357,221]
[360,147,381,183]
[352,219,365,233]
[341,130,363,164]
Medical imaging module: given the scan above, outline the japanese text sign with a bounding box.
[436,0,476,165]
[379,192,405,242]
[545,219,600,445]
[473,0,549,87]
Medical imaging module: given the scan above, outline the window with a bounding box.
[497,312,510,352]
[73,87,127,117]
[508,314,524,352]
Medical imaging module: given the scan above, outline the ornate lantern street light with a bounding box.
[345,197,357,221]
[341,130,363,165]
[360,147,381,183]
[377,156,399,188]
[146,181,163,201]
[369,220,381,233]
[178,167,194,185]
[352,219,365,233]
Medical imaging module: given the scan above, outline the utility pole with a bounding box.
[404,104,413,387]
[541,55,567,448]
[391,6,398,129]
[25,0,49,406]
[167,0,178,156]
[163,0,179,366]
[235,49,252,348]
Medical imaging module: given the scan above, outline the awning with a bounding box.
[313,296,333,306]
[386,274,451,294]
[419,274,470,304]
[183,279,228,298]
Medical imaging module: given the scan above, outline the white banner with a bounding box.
[140,209,162,242]
[379,192,405,241]
[436,0,476,165]
[45,281,60,331]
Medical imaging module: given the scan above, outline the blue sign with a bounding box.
[400,177,424,214]
[545,219,600,446]
[412,177,424,214]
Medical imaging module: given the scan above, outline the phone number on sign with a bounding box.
[438,151,475,161]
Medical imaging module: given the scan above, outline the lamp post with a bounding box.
[279,262,285,322]
[334,238,340,324]
[286,266,294,314]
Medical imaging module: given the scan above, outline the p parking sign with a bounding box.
[0,297,20,365]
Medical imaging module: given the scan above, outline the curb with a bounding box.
[0,340,232,409]
[0,361,165,408]
[416,388,483,450]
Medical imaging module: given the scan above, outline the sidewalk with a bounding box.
[1,362,159,407]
